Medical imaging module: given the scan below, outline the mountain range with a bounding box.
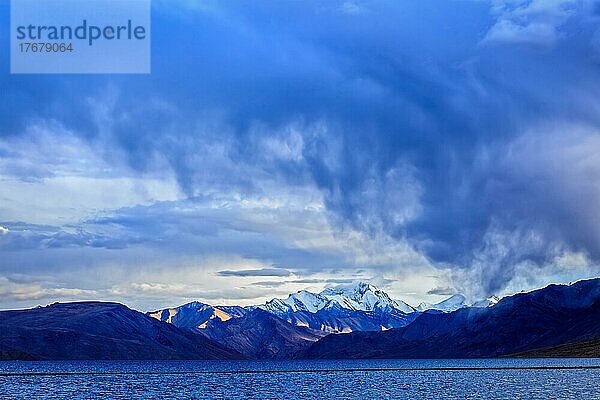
[0,302,242,360]
[145,282,426,358]
[1,279,599,360]
[148,282,478,336]
[304,278,600,359]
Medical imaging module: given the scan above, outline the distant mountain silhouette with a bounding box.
[0,302,242,360]
[2,279,599,360]
[304,278,600,359]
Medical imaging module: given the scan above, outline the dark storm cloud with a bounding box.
[2,0,600,296]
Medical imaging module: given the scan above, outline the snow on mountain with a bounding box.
[320,282,415,313]
[417,294,467,312]
[259,282,416,316]
[305,278,600,359]
[472,295,500,308]
[434,294,467,311]
[285,290,329,313]
[150,282,484,336]
[259,291,327,317]
[418,294,501,312]
[258,298,292,316]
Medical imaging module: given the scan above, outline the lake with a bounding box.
[1,358,599,399]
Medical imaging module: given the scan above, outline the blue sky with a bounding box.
[1,0,600,310]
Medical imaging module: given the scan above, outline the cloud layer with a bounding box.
[1,0,600,309]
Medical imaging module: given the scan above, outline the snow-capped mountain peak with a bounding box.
[283,290,328,313]
[436,294,467,311]
[417,294,467,312]
[259,282,415,316]
[320,282,375,301]
[320,282,415,313]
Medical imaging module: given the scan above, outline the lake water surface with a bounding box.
[1,358,599,399]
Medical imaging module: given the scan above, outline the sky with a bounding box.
[1,0,600,311]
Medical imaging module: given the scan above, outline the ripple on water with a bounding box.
[1,359,599,400]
